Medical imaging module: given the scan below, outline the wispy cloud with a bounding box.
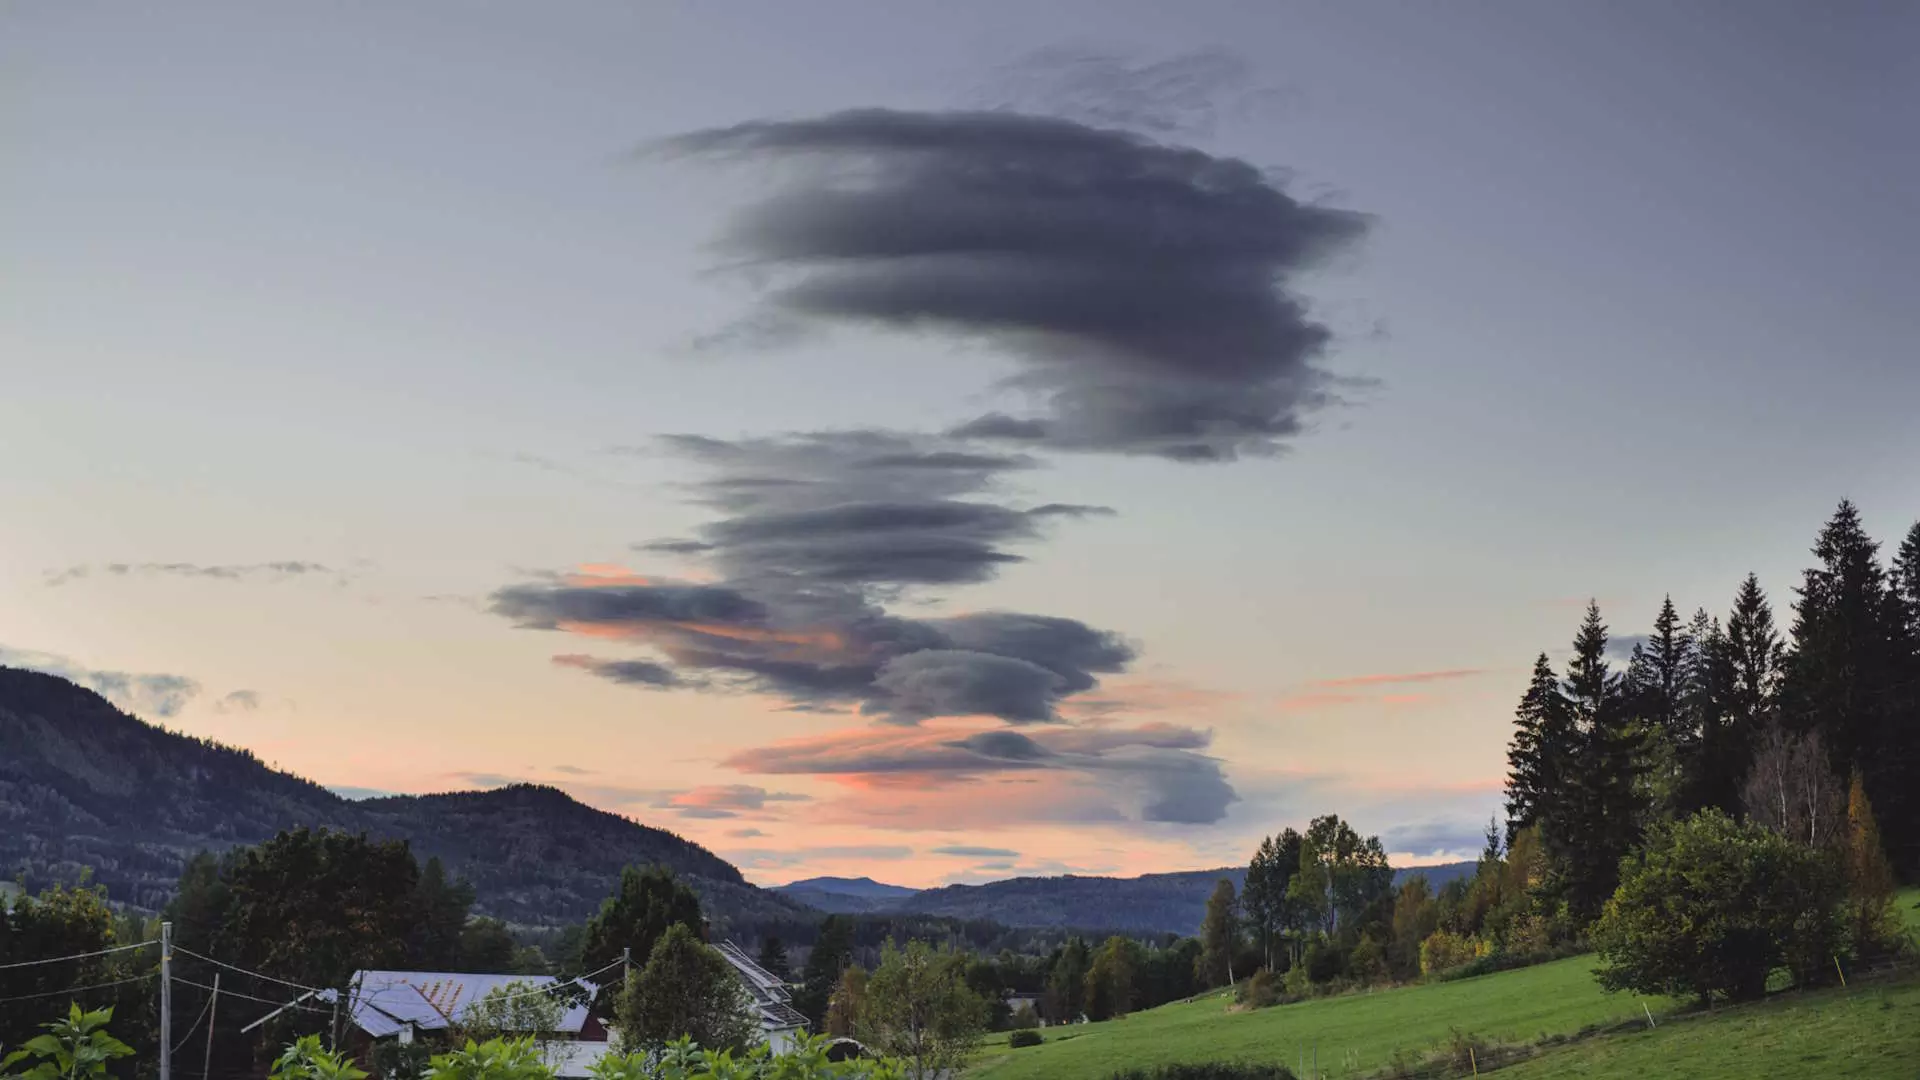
[44,561,345,587]
[930,845,1020,858]
[651,784,812,819]
[0,645,202,718]
[213,689,261,713]
[1309,669,1488,689]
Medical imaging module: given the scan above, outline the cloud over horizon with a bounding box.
[661,107,1371,462]
[0,645,202,718]
[44,561,341,587]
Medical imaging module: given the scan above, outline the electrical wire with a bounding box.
[169,949,332,995]
[0,940,156,971]
[171,993,216,1055]
[0,973,155,1004]
[173,977,331,1013]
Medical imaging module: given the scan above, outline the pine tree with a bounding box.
[1625,596,1694,823]
[756,935,791,982]
[1699,574,1787,816]
[1680,610,1739,814]
[1783,501,1905,869]
[1884,521,1920,875]
[1505,654,1571,843]
[1553,602,1641,922]
[796,915,854,1029]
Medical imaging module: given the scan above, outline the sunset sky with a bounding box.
[4,2,1917,888]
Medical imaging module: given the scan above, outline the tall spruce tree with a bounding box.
[1782,501,1906,869]
[1681,609,1737,814]
[1553,602,1641,922]
[1505,653,1572,843]
[1881,521,1920,876]
[1625,596,1694,822]
[1708,573,1787,812]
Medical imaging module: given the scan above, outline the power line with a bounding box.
[171,993,216,1056]
[169,949,332,995]
[0,973,155,1005]
[0,940,156,971]
[174,977,329,1013]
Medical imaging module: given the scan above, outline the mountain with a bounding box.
[773,876,920,913]
[786,862,1483,935]
[0,666,805,928]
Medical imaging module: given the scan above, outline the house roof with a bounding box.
[714,942,808,1032]
[343,971,598,1038]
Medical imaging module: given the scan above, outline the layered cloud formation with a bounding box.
[663,109,1370,462]
[495,96,1372,831]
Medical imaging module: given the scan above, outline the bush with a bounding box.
[1009,1001,1040,1030]
[1592,809,1843,1004]
[1007,1029,1043,1049]
[1302,940,1342,984]
[1233,969,1280,1009]
[1417,930,1483,976]
[1347,936,1390,985]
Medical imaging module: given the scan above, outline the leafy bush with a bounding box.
[271,1036,371,1080]
[1232,969,1280,1009]
[1007,1030,1043,1049]
[0,1005,134,1080]
[1417,930,1483,976]
[427,1039,552,1080]
[1008,1002,1040,1031]
[587,1035,904,1079]
[1301,940,1342,983]
[1592,809,1843,1004]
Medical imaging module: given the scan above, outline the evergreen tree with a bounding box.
[1505,654,1571,843]
[756,935,792,983]
[1783,501,1906,869]
[1552,602,1641,922]
[1044,937,1090,1023]
[412,856,475,970]
[1681,609,1738,814]
[1624,600,1693,825]
[796,915,854,1029]
[1885,521,1920,875]
[580,865,704,1014]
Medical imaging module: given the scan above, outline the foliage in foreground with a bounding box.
[1591,809,1843,1003]
[591,1036,902,1079]
[0,1005,133,1080]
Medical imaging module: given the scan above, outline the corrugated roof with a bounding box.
[713,942,807,1032]
[345,972,597,1037]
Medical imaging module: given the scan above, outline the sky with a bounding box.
[4,2,1918,889]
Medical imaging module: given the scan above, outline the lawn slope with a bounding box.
[970,955,1672,1080]
[1499,968,1920,1079]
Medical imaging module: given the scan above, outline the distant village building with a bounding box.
[253,944,806,1073]
[247,971,613,1078]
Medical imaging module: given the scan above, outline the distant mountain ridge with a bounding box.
[774,876,922,914]
[0,666,804,929]
[776,863,1480,936]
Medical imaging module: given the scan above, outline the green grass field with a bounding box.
[1496,968,1920,1079]
[972,889,1920,1079]
[970,955,1673,1080]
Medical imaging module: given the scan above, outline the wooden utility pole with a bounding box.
[159,922,173,1080]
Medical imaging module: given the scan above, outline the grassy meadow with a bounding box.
[970,889,1920,1079]
[970,955,1673,1080]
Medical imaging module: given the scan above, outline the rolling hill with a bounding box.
[778,863,1481,935]
[0,665,803,928]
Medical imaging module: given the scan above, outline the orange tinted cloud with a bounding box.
[1059,677,1242,721]
[563,564,655,587]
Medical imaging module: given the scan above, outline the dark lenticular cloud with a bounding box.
[491,431,1133,724]
[662,109,1370,461]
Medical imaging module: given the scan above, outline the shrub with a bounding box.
[1,1005,134,1080]
[1233,969,1280,1009]
[1280,963,1314,1001]
[1347,936,1389,985]
[1302,940,1342,983]
[1009,1002,1040,1031]
[1007,1029,1043,1049]
[1591,808,1843,1004]
[1417,930,1481,976]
